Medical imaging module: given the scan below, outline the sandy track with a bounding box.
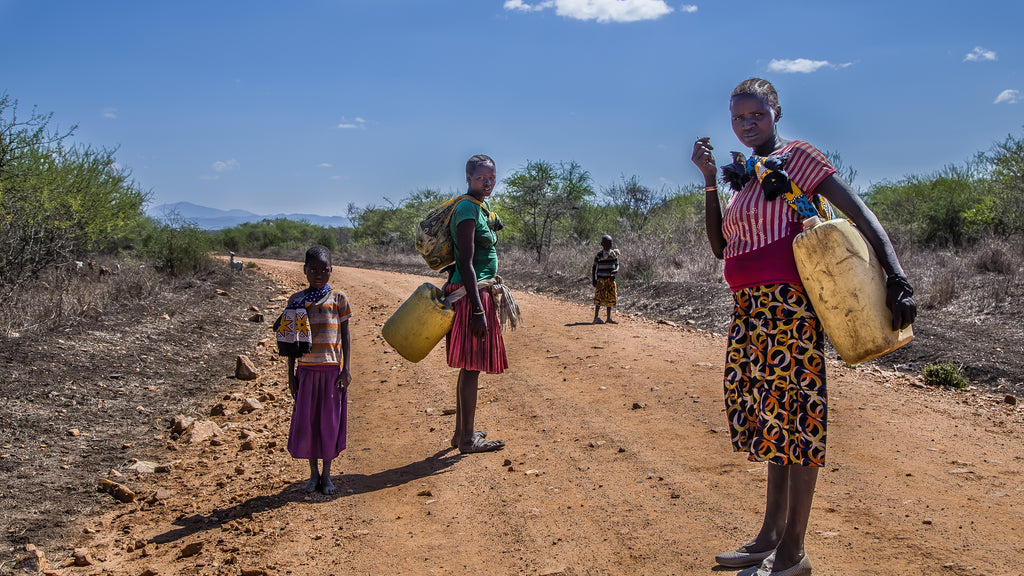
[73,260,1024,576]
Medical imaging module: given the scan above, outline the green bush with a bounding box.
[133,216,213,276]
[0,94,149,292]
[921,362,969,390]
[215,218,350,253]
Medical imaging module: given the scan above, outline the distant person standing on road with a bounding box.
[691,78,916,576]
[276,245,353,495]
[591,234,619,324]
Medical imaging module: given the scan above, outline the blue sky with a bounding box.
[2,1,1022,217]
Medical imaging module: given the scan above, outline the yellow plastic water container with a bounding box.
[793,217,913,365]
[382,283,454,363]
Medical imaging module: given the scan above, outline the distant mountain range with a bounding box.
[146,202,351,230]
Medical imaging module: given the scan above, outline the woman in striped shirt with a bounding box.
[691,78,916,576]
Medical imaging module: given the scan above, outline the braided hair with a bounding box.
[731,78,782,121]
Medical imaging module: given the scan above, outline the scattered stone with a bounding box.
[210,403,228,416]
[239,398,263,413]
[502,459,512,467]
[67,428,80,436]
[215,289,231,297]
[923,518,933,525]
[417,490,433,497]
[140,569,160,576]
[249,305,261,312]
[241,569,269,576]
[235,355,259,381]
[239,430,256,440]
[1004,394,1018,406]
[235,464,246,475]
[211,437,225,446]
[109,468,125,478]
[15,544,46,571]
[632,401,646,410]
[258,392,277,402]
[240,440,256,451]
[98,478,136,503]
[441,407,457,415]
[178,541,204,558]
[72,548,94,566]
[657,319,678,327]
[171,414,195,434]
[154,463,174,473]
[182,420,222,444]
[248,313,265,323]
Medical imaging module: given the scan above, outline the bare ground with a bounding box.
[2,259,1023,575]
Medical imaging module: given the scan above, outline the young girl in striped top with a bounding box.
[284,245,353,494]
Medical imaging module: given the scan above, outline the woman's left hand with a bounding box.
[885,275,917,330]
[470,313,488,340]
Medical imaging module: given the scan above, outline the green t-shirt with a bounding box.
[449,197,498,285]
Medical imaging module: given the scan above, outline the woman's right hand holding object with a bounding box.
[692,137,717,181]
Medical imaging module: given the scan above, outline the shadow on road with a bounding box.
[149,448,460,544]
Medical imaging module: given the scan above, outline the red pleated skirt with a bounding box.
[444,282,508,374]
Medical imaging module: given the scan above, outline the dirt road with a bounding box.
[71,260,1024,576]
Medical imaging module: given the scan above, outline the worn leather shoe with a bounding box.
[737,552,774,576]
[769,554,812,576]
[715,547,775,568]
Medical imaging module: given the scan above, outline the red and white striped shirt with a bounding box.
[722,140,836,290]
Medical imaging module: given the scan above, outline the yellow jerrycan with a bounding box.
[792,216,913,365]
[382,283,455,363]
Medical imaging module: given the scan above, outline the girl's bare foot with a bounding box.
[301,476,320,493]
[320,477,337,495]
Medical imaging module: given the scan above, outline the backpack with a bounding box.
[415,195,487,271]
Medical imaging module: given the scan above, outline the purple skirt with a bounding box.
[288,364,347,460]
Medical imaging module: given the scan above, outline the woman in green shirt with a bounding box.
[444,154,507,454]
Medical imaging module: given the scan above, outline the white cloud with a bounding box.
[680,4,698,13]
[504,0,551,11]
[211,159,239,172]
[337,116,367,130]
[505,0,673,23]
[102,107,118,119]
[767,58,851,74]
[317,163,334,168]
[965,46,997,62]
[994,89,1020,104]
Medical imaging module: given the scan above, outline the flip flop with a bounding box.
[450,430,486,448]
[460,435,505,454]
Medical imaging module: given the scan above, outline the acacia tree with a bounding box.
[499,160,594,263]
[603,174,666,235]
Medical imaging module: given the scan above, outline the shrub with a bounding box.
[133,216,213,276]
[921,362,969,390]
[0,94,149,294]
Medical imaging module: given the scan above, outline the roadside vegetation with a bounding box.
[3,92,1022,385]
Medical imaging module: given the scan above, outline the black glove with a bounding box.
[885,274,917,331]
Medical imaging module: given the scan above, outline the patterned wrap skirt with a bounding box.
[724,283,827,467]
[288,364,347,460]
[444,282,508,374]
[594,278,617,307]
